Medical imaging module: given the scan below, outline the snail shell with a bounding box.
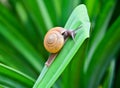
[44,27,65,53]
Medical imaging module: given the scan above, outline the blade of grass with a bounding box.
[44,0,61,26]
[0,3,22,31]
[7,0,48,59]
[12,1,41,45]
[113,54,120,88]
[0,84,11,88]
[0,42,38,79]
[61,0,81,26]
[0,63,35,87]
[84,0,116,72]
[84,16,120,88]
[37,0,53,29]
[52,0,61,25]
[21,0,51,35]
[62,39,88,88]
[84,0,98,18]
[0,2,33,41]
[0,75,27,88]
[102,59,115,88]
[0,20,44,72]
[33,4,90,88]
[70,39,88,88]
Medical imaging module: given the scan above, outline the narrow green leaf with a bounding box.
[114,56,120,88]
[62,39,88,88]
[37,0,53,29]
[7,0,47,59]
[44,0,61,25]
[61,0,81,26]
[0,75,26,88]
[52,0,62,25]
[84,16,120,88]
[103,59,115,88]
[84,0,116,72]
[84,0,96,17]
[0,3,21,30]
[15,1,42,45]
[0,63,35,87]
[0,20,44,72]
[21,0,51,35]
[0,84,10,88]
[33,4,90,88]
[0,36,38,78]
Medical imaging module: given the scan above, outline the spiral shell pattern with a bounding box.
[44,27,65,53]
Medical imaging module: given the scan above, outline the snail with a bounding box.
[44,26,82,67]
[44,27,65,53]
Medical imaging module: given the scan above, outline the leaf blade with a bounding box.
[33,4,90,88]
[84,16,120,88]
[0,63,35,87]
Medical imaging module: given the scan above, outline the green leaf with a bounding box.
[102,59,115,88]
[21,0,52,35]
[33,4,90,88]
[84,0,116,73]
[114,56,120,88]
[44,0,61,25]
[37,0,53,29]
[61,0,81,26]
[84,16,120,88]
[0,63,35,87]
[62,39,88,88]
[84,0,99,19]
[0,45,37,79]
[7,0,48,59]
[0,20,44,72]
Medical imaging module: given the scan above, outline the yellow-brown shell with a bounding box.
[44,27,65,53]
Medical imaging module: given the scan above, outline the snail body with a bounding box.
[44,27,65,53]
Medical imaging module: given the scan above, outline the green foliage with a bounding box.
[33,5,90,88]
[0,0,120,88]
